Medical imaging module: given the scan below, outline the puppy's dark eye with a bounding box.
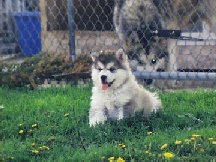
[98,68,102,71]
[151,59,157,64]
[109,67,116,73]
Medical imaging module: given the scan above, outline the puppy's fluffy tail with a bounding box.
[140,88,162,116]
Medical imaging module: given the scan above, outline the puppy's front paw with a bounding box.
[89,117,106,127]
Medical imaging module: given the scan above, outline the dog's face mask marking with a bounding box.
[91,49,129,90]
[128,50,166,85]
[95,62,117,90]
[129,51,166,72]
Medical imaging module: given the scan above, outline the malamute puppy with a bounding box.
[114,0,216,74]
[89,49,162,126]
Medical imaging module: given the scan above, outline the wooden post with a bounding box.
[67,0,76,61]
[39,0,47,52]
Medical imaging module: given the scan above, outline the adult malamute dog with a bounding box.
[114,0,216,74]
[89,49,162,126]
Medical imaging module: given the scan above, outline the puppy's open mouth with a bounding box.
[102,80,115,90]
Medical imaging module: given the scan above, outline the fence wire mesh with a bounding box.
[0,0,216,89]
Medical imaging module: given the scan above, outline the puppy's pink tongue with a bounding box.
[102,84,109,90]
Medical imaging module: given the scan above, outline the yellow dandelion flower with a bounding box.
[163,152,175,159]
[101,156,105,160]
[118,144,126,149]
[160,144,168,150]
[39,146,50,151]
[184,139,191,143]
[0,105,4,109]
[64,113,70,117]
[208,138,214,141]
[19,130,24,134]
[108,157,115,162]
[145,150,150,154]
[116,157,125,162]
[42,146,50,150]
[31,150,39,154]
[32,124,38,128]
[192,134,200,138]
[31,143,36,147]
[48,136,56,141]
[28,129,33,133]
[147,131,153,135]
[108,157,115,160]
[199,148,205,152]
[175,140,182,145]
[191,137,196,141]
[212,141,216,145]
[19,123,24,127]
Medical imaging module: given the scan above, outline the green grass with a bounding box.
[0,86,216,161]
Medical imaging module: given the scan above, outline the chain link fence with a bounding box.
[0,0,216,88]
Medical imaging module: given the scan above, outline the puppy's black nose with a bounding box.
[101,75,107,83]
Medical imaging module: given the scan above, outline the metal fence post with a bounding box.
[67,0,76,62]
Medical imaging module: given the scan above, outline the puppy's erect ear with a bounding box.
[115,48,126,61]
[91,52,99,62]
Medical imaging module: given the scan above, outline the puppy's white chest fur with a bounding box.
[92,86,132,109]
[90,86,132,122]
[104,89,131,108]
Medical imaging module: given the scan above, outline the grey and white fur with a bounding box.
[89,49,162,126]
[114,0,216,77]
